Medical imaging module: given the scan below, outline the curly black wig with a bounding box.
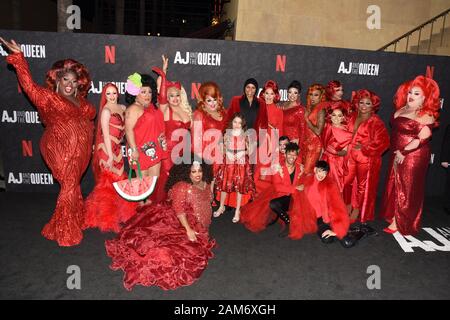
[125,73,158,106]
[165,154,214,192]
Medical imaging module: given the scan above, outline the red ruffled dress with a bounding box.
[105,181,216,291]
[380,116,436,235]
[6,52,95,247]
[83,111,137,233]
[151,107,191,203]
[129,105,167,170]
[214,133,255,197]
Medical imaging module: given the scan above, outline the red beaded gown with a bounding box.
[105,181,216,291]
[83,110,137,233]
[6,52,96,246]
[282,104,305,143]
[321,123,353,192]
[380,116,435,235]
[302,105,324,174]
[151,107,191,203]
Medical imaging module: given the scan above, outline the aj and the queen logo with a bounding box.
[2,110,41,124]
[8,172,54,185]
[393,227,450,253]
[173,51,221,66]
[0,44,46,58]
[337,61,380,76]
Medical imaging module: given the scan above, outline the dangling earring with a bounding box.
[56,82,59,93]
[74,88,77,97]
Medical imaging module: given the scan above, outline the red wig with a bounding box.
[351,89,381,112]
[196,81,225,115]
[306,83,326,108]
[393,75,440,120]
[325,101,348,124]
[325,80,342,100]
[258,80,280,103]
[92,83,120,180]
[45,58,91,98]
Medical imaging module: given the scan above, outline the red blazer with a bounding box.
[272,162,303,197]
[227,95,267,132]
[289,174,350,239]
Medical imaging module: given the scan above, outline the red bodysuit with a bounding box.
[84,110,137,232]
[6,52,95,246]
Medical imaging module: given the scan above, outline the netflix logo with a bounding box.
[276,55,286,72]
[22,140,33,157]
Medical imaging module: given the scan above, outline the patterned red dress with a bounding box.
[6,52,95,246]
[321,124,353,192]
[214,133,255,196]
[151,107,191,203]
[302,105,324,174]
[129,105,167,170]
[105,181,216,291]
[380,116,435,235]
[282,104,305,143]
[83,110,137,233]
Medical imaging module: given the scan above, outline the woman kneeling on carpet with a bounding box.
[105,157,216,291]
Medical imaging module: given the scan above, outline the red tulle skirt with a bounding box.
[83,171,138,233]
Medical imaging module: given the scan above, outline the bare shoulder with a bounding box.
[417,113,434,125]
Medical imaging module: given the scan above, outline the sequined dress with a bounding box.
[6,52,95,246]
[105,181,216,290]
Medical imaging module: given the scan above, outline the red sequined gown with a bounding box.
[6,52,95,246]
[321,123,353,192]
[129,105,166,170]
[151,107,191,203]
[343,113,390,223]
[83,111,137,233]
[192,109,227,171]
[105,181,216,291]
[380,116,435,235]
[214,133,255,197]
[302,104,324,174]
[282,104,305,144]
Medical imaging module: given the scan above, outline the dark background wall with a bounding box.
[0,29,449,196]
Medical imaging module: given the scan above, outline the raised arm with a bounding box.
[1,38,53,113]
[153,55,169,115]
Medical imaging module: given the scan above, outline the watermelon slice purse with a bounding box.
[113,160,158,201]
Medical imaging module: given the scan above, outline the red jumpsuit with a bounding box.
[302,105,324,174]
[343,113,390,222]
[7,52,96,246]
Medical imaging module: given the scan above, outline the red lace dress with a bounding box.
[151,107,191,203]
[129,105,167,170]
[6,52,95,246]
[83,111,137,233]
[214,133,255,197]
[302,105,324,174]
[321,123,353,192]
[105,181,216,291]
[380,116,435,235]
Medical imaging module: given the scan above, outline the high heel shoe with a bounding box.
[232,210,240,223]
[213,206,226,218]
[383,227,397,234]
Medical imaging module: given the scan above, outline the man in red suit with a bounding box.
[289,160,350,244]
[269,142,304,237]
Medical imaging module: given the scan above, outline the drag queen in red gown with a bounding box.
[1,38,95,246]
[280,80,305,145]
[343,89,390,223]
[380,75,440,235]
[151,56,192,203]
[302,84,326,174]
[192,82,227,169]
[321,102,353,192]
[214,113,255,222]
[254,80,284,194]
[105,160,216,291]
[322,80,353,115]
[83,83,137,233]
